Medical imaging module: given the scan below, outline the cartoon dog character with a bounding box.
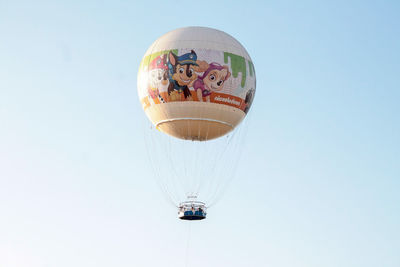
[148,55,169,104]
[244,88,255,113]
[167,50,208,101]
[193,63,231,102]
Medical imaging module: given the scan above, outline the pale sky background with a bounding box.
[1,0,399,267]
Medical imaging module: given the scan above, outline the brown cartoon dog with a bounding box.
[167,50,208,101]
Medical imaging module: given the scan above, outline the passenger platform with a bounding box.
[178,201,207,220]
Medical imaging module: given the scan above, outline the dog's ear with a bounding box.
[168,52,177,66]
[222,66,231,80]
[193,60,209,72]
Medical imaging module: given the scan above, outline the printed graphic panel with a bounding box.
[138,49,256,114]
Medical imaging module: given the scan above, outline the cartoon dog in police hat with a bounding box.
[167,50,208,101]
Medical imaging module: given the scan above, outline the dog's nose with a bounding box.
[186,68,192,77]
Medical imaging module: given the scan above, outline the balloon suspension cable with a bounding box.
[185,223,191,267]
[207,112,252,208]
[144,123,179,207]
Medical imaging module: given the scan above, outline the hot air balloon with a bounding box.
[137,27,256,220]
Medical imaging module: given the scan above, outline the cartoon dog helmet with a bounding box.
[149,55,168,70]
[177,50,198,66]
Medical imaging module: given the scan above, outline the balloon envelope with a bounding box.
[137,27,256,141]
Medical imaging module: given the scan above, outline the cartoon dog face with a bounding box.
[168,50,207,87]
[172,63,195,86]
[203,67,231,92]
[148,54,169,97]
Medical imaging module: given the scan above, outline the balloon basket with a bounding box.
[178,200,207,220]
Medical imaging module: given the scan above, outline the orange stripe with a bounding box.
[210,93,244,109]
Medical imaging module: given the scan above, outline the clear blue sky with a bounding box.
[1,0,399,266]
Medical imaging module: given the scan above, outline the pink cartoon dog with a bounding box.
[193,63,231,102]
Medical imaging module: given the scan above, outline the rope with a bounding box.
[143,123,178,207]
[185,223,192,267]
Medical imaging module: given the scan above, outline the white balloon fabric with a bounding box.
[137,27,256,141]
